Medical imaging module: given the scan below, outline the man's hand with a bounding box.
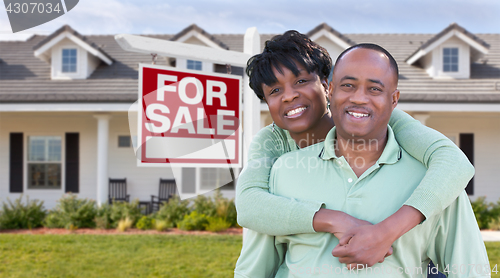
[331,224,394,269]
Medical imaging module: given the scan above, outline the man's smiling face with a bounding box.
[329,47,400,141]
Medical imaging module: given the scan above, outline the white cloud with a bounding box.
[0,0,498,41]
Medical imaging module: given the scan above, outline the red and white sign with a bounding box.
[137,64,241,167]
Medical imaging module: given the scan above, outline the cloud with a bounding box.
[0,0,498,41]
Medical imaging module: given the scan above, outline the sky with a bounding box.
[0,0,499,41]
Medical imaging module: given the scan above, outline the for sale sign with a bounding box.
[137,64,241,167]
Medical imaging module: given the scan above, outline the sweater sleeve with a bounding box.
[389,108,475,220]
[235,125,324,236]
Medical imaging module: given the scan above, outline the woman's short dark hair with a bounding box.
[246,30,332,100]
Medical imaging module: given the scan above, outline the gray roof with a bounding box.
[33,25,113,62]
[405,23,490,63]
[170,24,230,50]
[1,24,499,104]
[307,23,356,46]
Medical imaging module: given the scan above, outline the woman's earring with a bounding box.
[272,121,275,132]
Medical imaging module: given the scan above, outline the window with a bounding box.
[118,136,131,147]
[187,60,202,71]
[62,48,77,73]
[200,168,234,190]
[443,47,458,72]
[28,136,62,189]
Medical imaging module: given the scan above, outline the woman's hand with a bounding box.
[332,224,394,268]
[312,208,394,268]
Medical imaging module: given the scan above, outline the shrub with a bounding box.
[43,194,97,229]
[154,219,171,232]
[471,197,500,229]
[156,196,190,227]
[136,215,154,230]
[0,195,46,230]
[94,203,113,229]
[213,190,238,227]
[192,194,216,217]
[177,211,208,231]
[109,200,142,228]
[205,216,231,232]
[116,217,133,232]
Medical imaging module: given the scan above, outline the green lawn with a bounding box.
[0,234,242,278]
[0,234,498,278]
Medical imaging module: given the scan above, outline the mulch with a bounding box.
[0,227,243,235]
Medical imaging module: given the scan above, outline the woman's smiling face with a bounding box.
[262,62,330,140]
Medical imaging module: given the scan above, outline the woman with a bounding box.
[234,31,474,276]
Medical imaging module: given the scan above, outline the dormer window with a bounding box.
[33,25,112,80]
[405,23,490,80]
[187,60,202,71]
[62,48,77,73]
[443,47,458,72]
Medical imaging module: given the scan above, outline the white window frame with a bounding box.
[442,47,459,73]
[25,133,65,191]
[435,42,469,79]
[187,59,203,71]
[176,58,214,72]
[51,43,85,80]
[61,48,78,73]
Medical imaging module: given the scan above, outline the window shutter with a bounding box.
[9,133,23,193]
[459,133,474,195]
[65,133,79,193]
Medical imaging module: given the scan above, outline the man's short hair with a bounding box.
[246,30,332,100]
[334,43,399,80]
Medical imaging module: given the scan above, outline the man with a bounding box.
[238,44,490,277]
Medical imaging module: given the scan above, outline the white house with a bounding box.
[1,23,499,209]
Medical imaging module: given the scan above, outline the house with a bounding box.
[1,23,499,209]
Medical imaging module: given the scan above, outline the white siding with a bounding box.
[429,36,471,79]
[314,36,345,62]
[425,112,500,202]
[0,112,178,209]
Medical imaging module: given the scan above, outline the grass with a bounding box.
[486,242,500,268]
[0,234,242,278]
[0,234,498,277]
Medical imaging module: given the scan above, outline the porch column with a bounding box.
[94,114,112,206]
[414,113,431,126]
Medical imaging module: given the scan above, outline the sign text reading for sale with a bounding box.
[138,64,241,167]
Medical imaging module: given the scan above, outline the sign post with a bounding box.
[116,28,261,201]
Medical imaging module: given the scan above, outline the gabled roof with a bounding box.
[306,23,355,49]
[0,24,499,104]
[170,24,229,50]
[406,23,490,65]
[33,25,113,65]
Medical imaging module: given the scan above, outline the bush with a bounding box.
[94,203,113,229]
[205,216,231,232]
[136,215,154,230]
[213,190,238,227]
[156,196,190,227]
[471,197,500,230]
[109,200,142,228]
[177,211,208,231]
[0,195,46,230]
[192,194,216,217]
[44,194,97,229]
[116,217,133,232]
[154,219,171,232]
